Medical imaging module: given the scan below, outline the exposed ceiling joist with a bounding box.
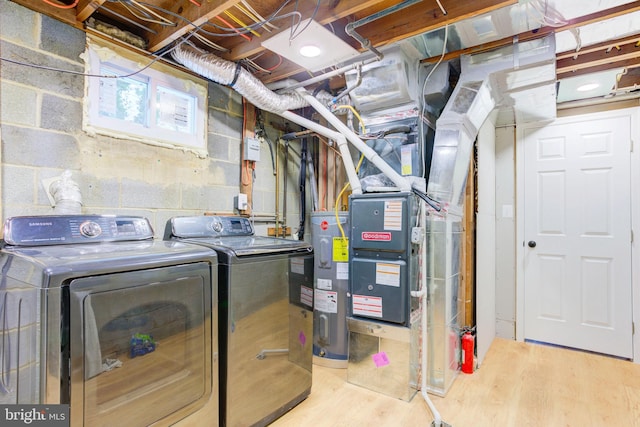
[146,0,241,52]
[8,0,640,94]
[355,0,517,48]
[421,0,640,69]
[556,33,640,79]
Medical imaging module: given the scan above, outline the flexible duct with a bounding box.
[49,170,82,214]
[172,44,309,113]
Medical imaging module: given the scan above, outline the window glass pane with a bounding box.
[99,65,149,125]
[156,85,196,134]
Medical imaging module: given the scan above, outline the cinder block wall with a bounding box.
[0,0,299,235]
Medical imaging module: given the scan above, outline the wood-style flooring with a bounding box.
[270,338,640,427]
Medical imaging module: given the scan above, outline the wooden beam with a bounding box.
[146,0,242,52]
[11,0,80,28]
[255,0,515,85]
[556,33,640,60]
[557,58,640,80]
[240,99,256,215]
[76,0,104,22]
[617,67,640,90]
[220,0,386,62]
[557,42,640,76]
[356,0,517,49]
[422,1,640,65]
[555,33,640,79]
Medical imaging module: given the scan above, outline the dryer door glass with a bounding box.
[69,263,213,427]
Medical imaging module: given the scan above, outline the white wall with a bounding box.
[494,126,516,339]
[476,115,496,365]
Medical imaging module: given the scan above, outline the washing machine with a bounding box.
[0,215,218,427]
[164,215,314,427]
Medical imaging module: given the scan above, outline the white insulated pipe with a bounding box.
[299,90,413,192]
[280,111,362,195]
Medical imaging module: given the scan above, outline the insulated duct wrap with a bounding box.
[172,44,309,113]
[427,79,494,210]
[427,35,556,211]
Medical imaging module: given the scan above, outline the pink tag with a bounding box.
[372,351,390,367]
[299,331,306,346]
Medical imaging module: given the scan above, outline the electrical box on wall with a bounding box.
[244,137,261,162]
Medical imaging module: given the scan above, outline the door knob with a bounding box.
[528,240,537,248]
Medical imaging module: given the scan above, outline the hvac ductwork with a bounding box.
[172,43,413,193]
[427,34,557,211]
[172,44,309,113]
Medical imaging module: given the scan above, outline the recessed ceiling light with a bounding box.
[299,45,321,58]
[577,82,600,92]
[261,19,361,72]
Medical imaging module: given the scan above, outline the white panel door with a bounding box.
[523,115,632,358]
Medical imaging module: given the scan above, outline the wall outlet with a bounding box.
[236,193,248,210]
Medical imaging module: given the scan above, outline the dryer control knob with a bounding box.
[80,221,102,238]
[212,221,223,233]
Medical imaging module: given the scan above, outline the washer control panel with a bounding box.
[3,215,154,246]
[166,215,254,239]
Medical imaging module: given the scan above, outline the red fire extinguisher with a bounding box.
[461,330,475,374]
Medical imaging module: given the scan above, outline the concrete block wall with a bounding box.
[0,0,302,236]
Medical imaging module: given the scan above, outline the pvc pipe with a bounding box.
[299,90,413,192]
[418,201,445,427]
[280,111,362,195]
[279,57,380,92]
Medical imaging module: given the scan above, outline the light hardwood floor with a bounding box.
[270,338,640,427]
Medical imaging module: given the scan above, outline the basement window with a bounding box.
[83,37,207,155]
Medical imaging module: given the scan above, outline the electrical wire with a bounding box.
[435,0,447,16]
[247,52,283,74]
[216,15,252,41]
[241,0,279,31]
[525,0,567,28]
[0,28,197,79]
[196,1,298,37]
[420,24,448,179]
[41,0,79,9]
[236,2,274,33]
[190,32,229,52]
[334,153,365,240]
[224,10,261,37]
[289,0,321,41]
[118,0,176,26]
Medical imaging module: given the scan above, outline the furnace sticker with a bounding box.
[401,144,414,175]
[290,258,305,275]
[300,286,313,307]
[352,295,383,318]
[384,200,402,230]
[376,263,401,287]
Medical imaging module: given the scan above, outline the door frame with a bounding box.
[515,106,640,363]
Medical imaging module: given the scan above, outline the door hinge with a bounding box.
[633,322,635,335]
[632,140,635,153]
[632,230,635,244]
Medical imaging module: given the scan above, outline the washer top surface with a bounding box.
[1,215,218,286]
[165,216,311,256]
